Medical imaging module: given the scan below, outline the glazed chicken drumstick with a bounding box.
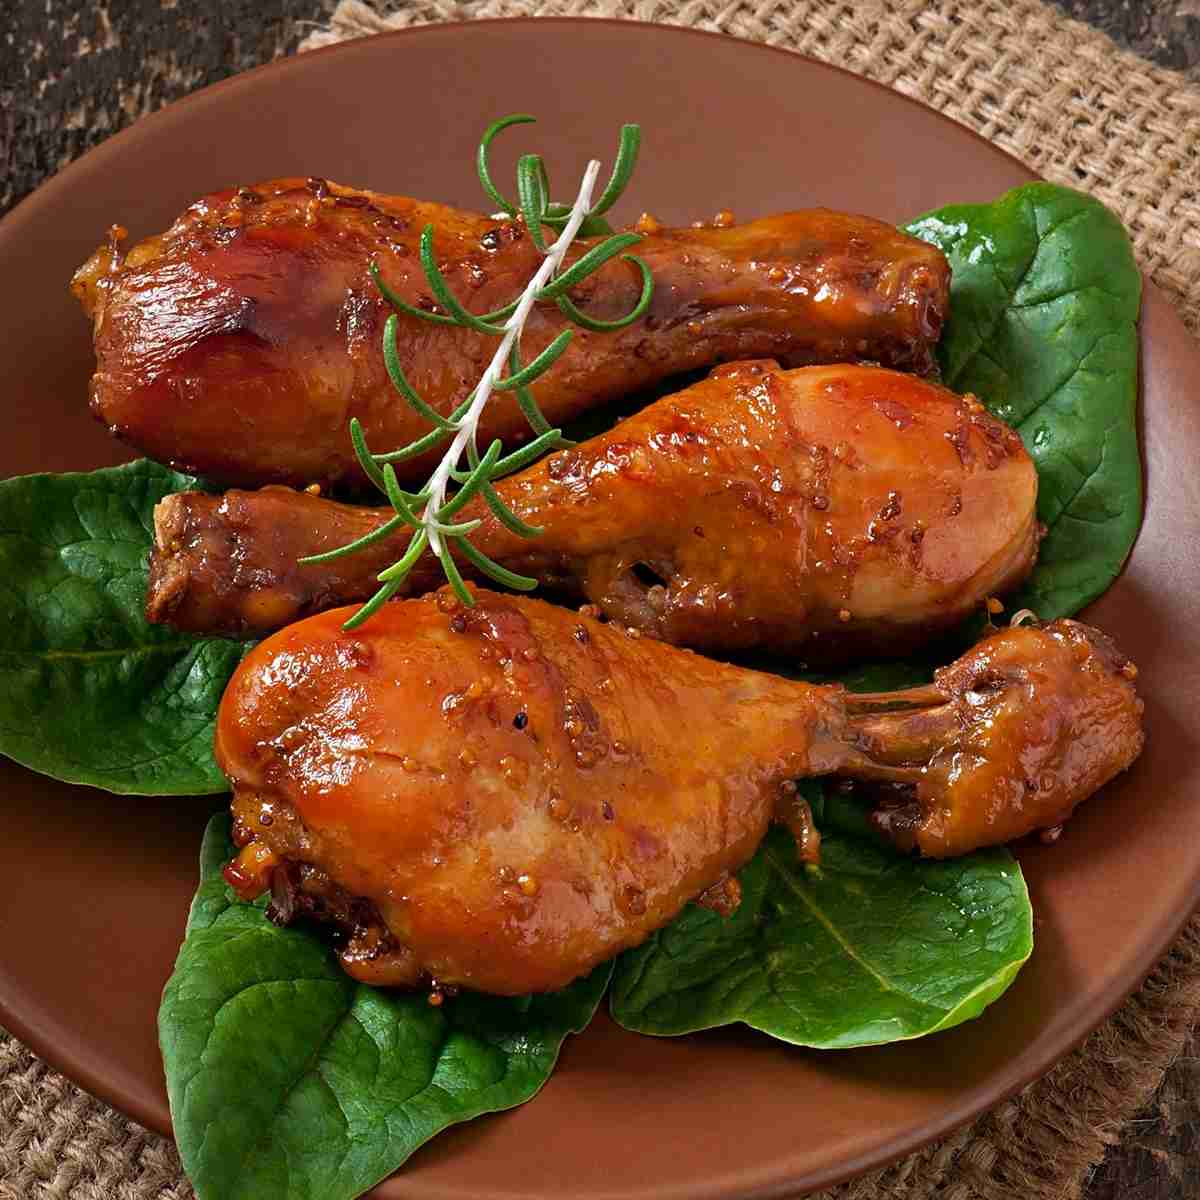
[149,362,1039,661]
[220,588,1143,996]
[72,179,948,489]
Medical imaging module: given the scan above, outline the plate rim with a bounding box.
[1,16,1197,1198]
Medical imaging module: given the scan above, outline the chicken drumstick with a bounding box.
[219,589,1143,995]
[73,179,948,489]
[149,362,1040,661]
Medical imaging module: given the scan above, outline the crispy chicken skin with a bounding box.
[149,362,1039,660]
[218,590,1142,995]
[73,179,949,489]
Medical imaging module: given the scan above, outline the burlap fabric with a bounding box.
[3,2,1199,1198]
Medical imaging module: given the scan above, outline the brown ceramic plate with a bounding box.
[0,19,1197,1200]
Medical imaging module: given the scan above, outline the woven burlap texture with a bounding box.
[3,2,1199,1198]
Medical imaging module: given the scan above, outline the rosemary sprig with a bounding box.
[302,116,652,629]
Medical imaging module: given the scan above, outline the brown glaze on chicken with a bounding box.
[846,618,1146,856]
[217,590,1142,995]
[148,362,1039,661]
[73,179,949,489]
[216,588,849,994]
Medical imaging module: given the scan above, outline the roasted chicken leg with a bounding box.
[149,362,1040,660]
[219,589,1143,995]
[73,179,949,489]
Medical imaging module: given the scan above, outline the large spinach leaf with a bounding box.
[160,815,611,1200]
[906,182,1142,619]
[0,459,248,794]
[610,827,1032,1048]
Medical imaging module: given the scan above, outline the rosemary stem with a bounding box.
[421,159,602,556]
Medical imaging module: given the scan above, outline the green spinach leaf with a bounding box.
[160,815,611,1200]
[0,459,249,794]
[610,828,1032,1048]
[907,182,1142,619]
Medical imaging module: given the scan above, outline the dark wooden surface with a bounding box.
[0,2,1197,1197]
[1058,0,1200,73]
[1086,1027,1199,1199]
[0,0,337,214]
